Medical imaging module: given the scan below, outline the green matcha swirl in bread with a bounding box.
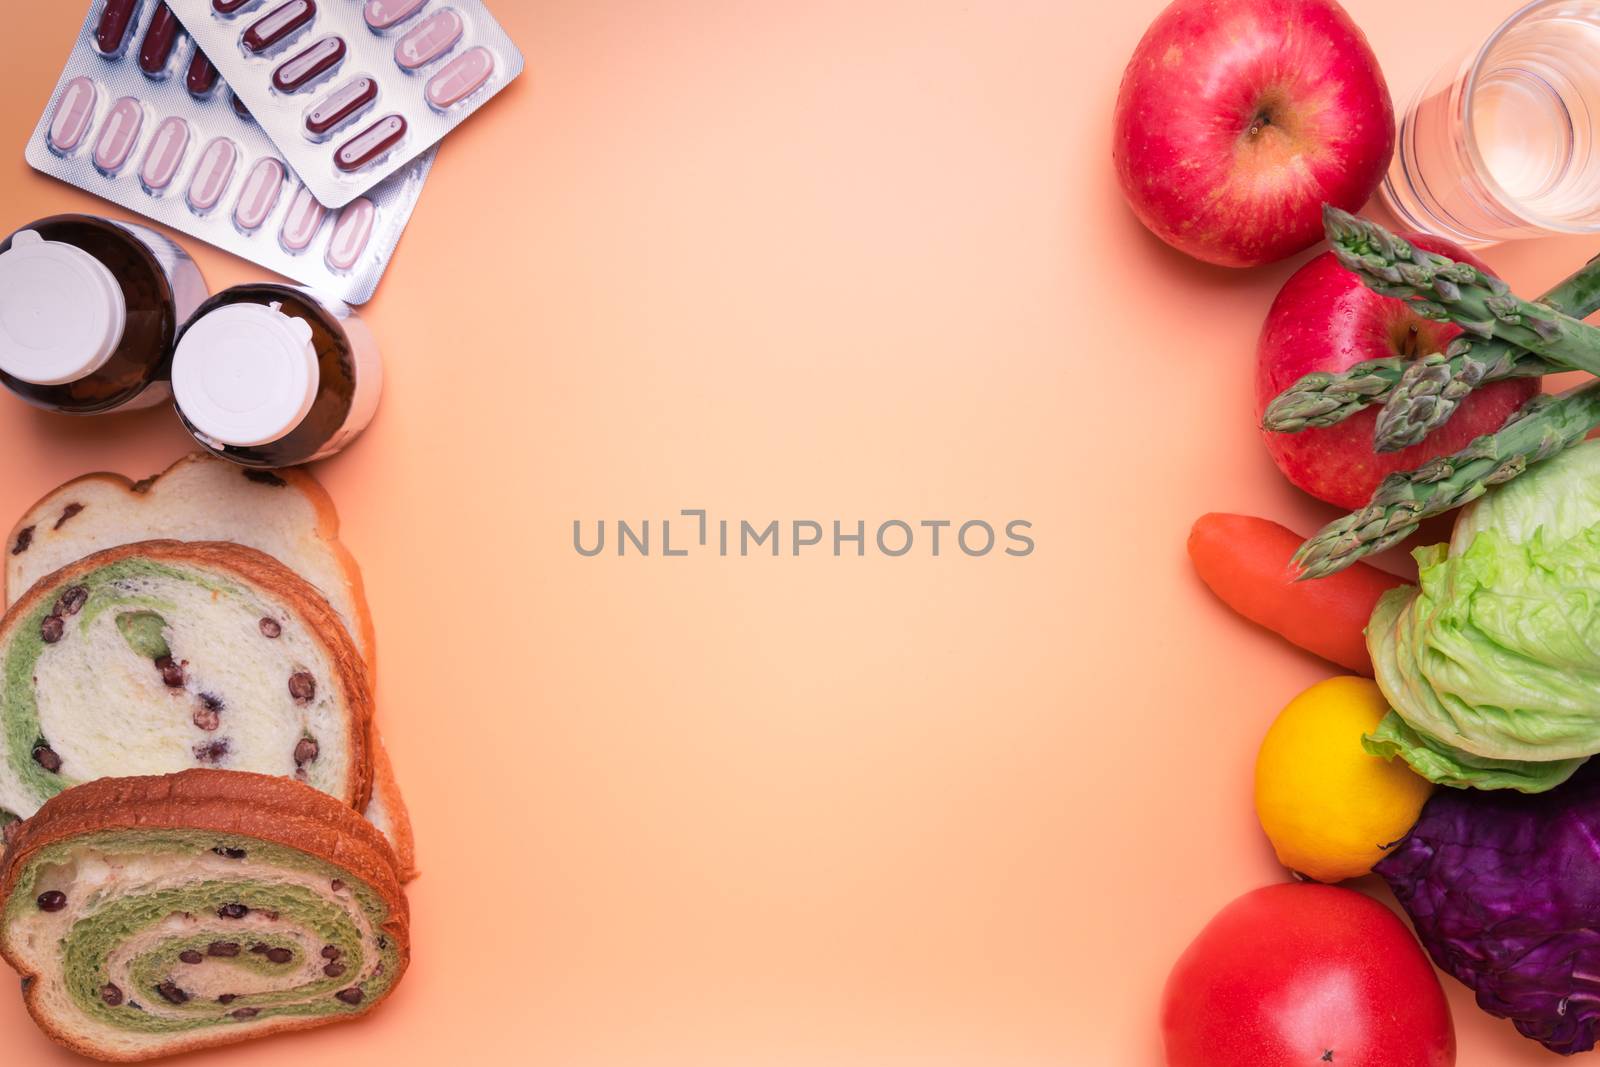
[0,770,408,1061]
[0,542,373,825]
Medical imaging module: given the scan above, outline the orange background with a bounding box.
[0,1,1589,1063]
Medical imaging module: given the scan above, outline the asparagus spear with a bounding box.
[1372,345,1554,452]
[1292,381,1600,579]
[1323,206,1600,358]
[1374,251,1600,451]
[1262,218,1600,443]
[1261,348,1556,434]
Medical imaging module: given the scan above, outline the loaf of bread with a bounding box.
[5,457,413,875]
[0,770,408,1061]
[0,542,372,826]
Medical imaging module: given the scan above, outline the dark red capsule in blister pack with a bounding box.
[334,114,406,172]
[243,0,316,54]
[305,76,377,137]
[138,4,182,76]
[272,36,347,93]
[95,0,139,56]
[214,0,257,12]
[186,52,221,97]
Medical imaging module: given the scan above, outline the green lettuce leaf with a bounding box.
[1368,440,1600,789]
[1362,710,1585,793]
[1451,437,1600,553]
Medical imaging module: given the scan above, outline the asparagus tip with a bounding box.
[1322,202,1356,231]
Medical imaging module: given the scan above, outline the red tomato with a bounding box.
[1162,884,1454,1066]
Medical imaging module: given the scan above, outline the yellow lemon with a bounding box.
[1254,676,1433,883]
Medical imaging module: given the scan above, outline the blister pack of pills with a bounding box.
[168,0,523,207]
[26,0,435,304]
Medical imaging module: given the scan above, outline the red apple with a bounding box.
[1257,233,1540,508]
[1113,0,1395,268]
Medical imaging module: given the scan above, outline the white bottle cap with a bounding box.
[172,302,319,447]
[0,230,127,385]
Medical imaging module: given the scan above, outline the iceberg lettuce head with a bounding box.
[1365,440,1600,792]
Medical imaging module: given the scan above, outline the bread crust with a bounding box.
[0,770,409,1062]
[1,540,375,812]
[368,735,417,880]
[4,456,414,877]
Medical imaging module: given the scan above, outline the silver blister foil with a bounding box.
[169,0,523,208]
[26,0,434,304]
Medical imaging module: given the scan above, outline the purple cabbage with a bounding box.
[1377,762,1600,1054]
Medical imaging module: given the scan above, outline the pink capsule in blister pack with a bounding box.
[26,0,435,303]
[167,0,523,208]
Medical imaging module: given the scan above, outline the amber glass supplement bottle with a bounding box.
[171,284,382,468]
[0,215,206,414]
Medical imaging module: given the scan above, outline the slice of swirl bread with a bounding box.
[6,456,374,667]
[0,770,408,1061]
[0,542,373,824]
[4,456,413,875]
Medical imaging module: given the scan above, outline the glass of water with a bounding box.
[1382,0,1600,244]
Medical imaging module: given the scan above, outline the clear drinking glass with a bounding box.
[1382,0,1600,245]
